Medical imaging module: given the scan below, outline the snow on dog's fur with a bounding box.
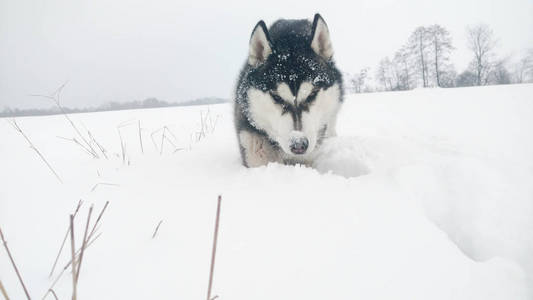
[234,14,343,167]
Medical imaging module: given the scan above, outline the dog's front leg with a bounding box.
[238,130,280,167]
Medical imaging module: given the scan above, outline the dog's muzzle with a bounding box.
[289,135,309,155]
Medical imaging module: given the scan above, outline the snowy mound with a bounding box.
[312,136,370,178]
[1,84,532,299]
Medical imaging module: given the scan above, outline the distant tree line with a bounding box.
[349,24,533,93]
[0,97,228,118]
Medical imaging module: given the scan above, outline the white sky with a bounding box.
[1,0,532,109]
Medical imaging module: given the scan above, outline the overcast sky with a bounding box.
[1,0,532,109]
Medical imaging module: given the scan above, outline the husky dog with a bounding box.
[234,13,343,167]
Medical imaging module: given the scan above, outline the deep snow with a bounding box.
[1,84,532,299]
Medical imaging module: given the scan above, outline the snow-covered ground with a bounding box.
[1,84,532,299]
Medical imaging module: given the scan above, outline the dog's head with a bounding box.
[243,14,343,158]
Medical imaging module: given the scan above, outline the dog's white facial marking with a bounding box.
[276,83,295,104]
[247,83,341,158]
[247,88,294,153]
[297,81,313,102]
[301,83,341,153]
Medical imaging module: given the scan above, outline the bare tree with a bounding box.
[408,26,431,87]
[393,46,413,90]
[513,49,533,83]
[376,57,394,91]
[490,59,511,85]
[466,24,497,85]
[350,68,369,93]
[427,25,455,87]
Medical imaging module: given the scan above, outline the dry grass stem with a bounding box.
[48,290,58,300]
[0,279,10,300]
[206,196,222,300]
[90,183,119,193]
[69,215,77,300]
[9,119,62,183]
[75,206,93,284]
[43,233,102,300]
[152,220,163,239]
[30,83,100,158]
[49,200,84,278]
[138,120,144,154]
[0,227,31,300]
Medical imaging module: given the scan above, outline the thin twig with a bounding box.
[0,279,10,300]
[206,195,222,300]
[69,215,77,300]
[0,227,31,300]
[9,119,62,183]
[49,200,84,278]
[152,220,163,239]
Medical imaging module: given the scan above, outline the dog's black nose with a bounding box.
[290,137,309,154]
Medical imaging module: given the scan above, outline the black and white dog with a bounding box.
[234,14,343,167]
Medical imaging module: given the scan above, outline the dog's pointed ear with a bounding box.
[248,20,272,66]
[310,14,334,60]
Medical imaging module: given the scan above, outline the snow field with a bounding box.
[1,84,532,299]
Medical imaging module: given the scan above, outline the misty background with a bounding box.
[1,0,532,112]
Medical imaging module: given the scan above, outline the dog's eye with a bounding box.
[269,92,284,105]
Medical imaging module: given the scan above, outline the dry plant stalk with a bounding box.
[90,183,119,193]
[152,220,163,239]
[9,119,62,183]
[44,202,108,300]
[49,200,84,278]
[56,136,94,157]
[75,206,93,284]
[0,227,31,300]
[138,120,144,154]
[0,279,10,300]
[43,233,102,300]
[206,195,222,300]
[69,215,77,300]
[117,128,126,164]
[48,290,58,300]
[30,83,99,158]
